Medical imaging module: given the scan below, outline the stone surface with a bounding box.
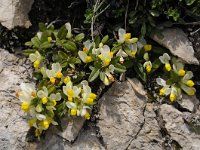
[160,104,200,150]
[51,116,85,142]
[0,0,34,29]
[127,103,163,150]
[97,79,164,150]
[151,28,199,65]
[178,94,199,112]
[0,49,33,149]
[29,125,105,150]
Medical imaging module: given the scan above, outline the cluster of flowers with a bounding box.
[156,53,195,102]
[17,62,96,137]
[18,23,196,137]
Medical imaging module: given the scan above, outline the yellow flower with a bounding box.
[33,60,40,68]
[98,54,103,60]
[42,97,48,104]
[125,33,131,40]
[131,51,137,57]
[84,112,90,120]
[188,89,195,96]
[170,93,176,102]
[186,80,194,87]
[110,52,114,58]
[178,69,185,76]
[89,93,97,99]
[21,102,29,112]
[31,91,36,97]
[29,51,42,68]
[159,88,165,96]
[43,120,50,129]
[67,89,74,97]
[71,108,77,116]
[64,76,71,84]
[165,63,171,71]
[28,119,36,127]
[144,44,152,52]
[50,77,56,84]
[83,47,88,52]
[86,97,94,105]
[146,65,152,73]
[86,56,93,63]
[48,37,52,42]
[103,58,111,66]
[52,99,57,106]
[56,71,63,78]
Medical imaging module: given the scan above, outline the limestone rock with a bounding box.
[178,94,199,112]
[0,49,33,149]
[51,116,85,142]
[0,0,34,29]
[30,125,105,150]
[160,104,200,150]
[151,28,199,65]
[97,79,155,150]
[128,103,163,150]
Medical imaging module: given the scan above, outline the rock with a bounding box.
[151,28,199,65]
[160,104,200,150]
[0,0,34,29]
[28,125,105,150]
[178,94,199,112]
[51,116,85,142]
[128,103,163,150]
[97,79,162,150]
[0,49,33,149]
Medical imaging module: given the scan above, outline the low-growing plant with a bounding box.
[17,22,196,138]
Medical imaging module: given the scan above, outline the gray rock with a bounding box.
[0,49,33,150]
[30,125,105,150]
[151,28,199,65]
[97,79,153,150]
[0,0,34,29]
[160,104,200,150]
[178,94,199,112]
[128,103,163,150]
[51,116,85,142]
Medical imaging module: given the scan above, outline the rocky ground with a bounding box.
[0,0,200,150]
[0,48,200,150]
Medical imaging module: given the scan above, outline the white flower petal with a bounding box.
[36,114,46,120]
[156,78,166,86]
[66,102,77,109]
[78,51,87,62]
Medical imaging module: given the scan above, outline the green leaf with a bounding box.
[40,32,48,43]
[38,23,47,32]
[114,63,126,73]
[151,59,161,72]
[47,85,56,94]
[25,41,33,47]
[74,33,85,41]
[94,36,101,47]
[141,23,146,36]
[22,49,36,56]
[63,41,77,51]
[33,72,43,80]
[101,35,109,44]
[68,57,81,64]
[133,63,146,82]
[39,41,52,49]
[58,51,68,59]
[100,71,106,82]
[185,0,196,6]
[31,37,40,48]
[149,10,160,17]
[88,68,100,82]
[57,25,68,39]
